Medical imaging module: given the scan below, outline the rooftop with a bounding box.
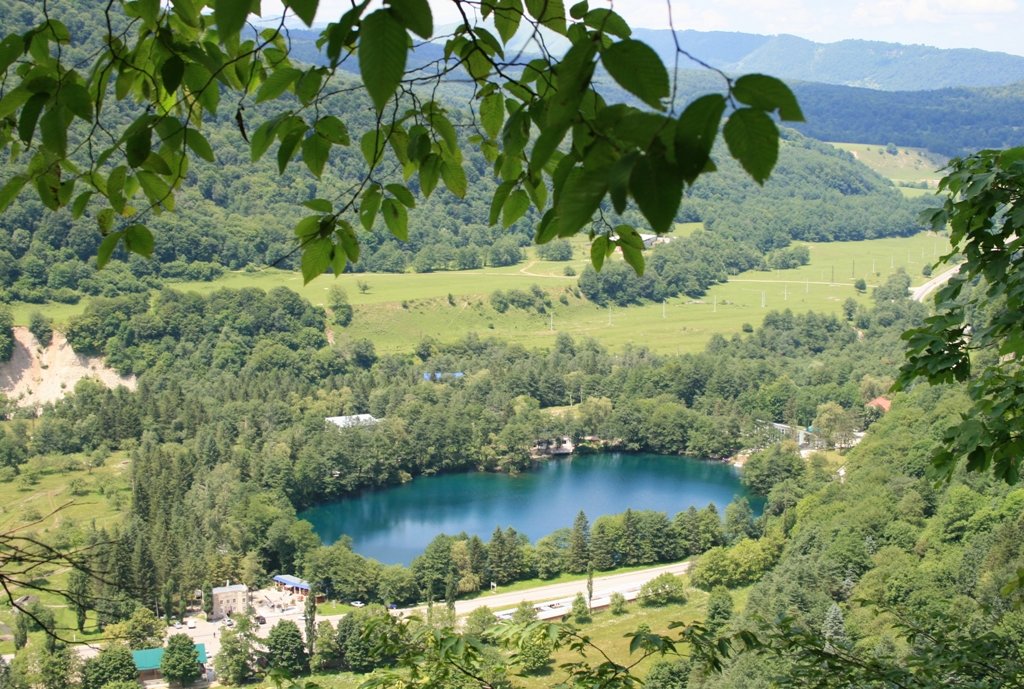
[211,583,248,595]
[272,574,310,590]
[325,414,381,429]
[132,643,207,671]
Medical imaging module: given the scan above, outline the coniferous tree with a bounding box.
[621,509,641,566]
[822,603,848,651]
[705,586,734,634]
[567,510,591,573]
[723,497,757,544]
[304,586,317,658]
[695,505,725,553]
[590,522,616,570]
[571,592,591,624]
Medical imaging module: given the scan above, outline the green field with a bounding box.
[9,233,950,356]
[830,142,947,184]
[330,232,949,354]
[0,451,130,653]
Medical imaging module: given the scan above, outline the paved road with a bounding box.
[912,263,961,302]
[437,561,692,617]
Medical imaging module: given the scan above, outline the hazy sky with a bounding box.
[259,0,1024,56]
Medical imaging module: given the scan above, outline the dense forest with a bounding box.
[5,264,1021,687]
[0,271,920,625]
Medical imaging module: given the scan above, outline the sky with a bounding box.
[259,0,1024,56]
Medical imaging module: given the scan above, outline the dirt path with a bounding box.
[518,260,576,279]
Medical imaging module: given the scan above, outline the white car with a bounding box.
[187,619,196,629]
[350,601,365,608]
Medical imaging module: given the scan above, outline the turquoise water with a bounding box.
[300,452,760,565]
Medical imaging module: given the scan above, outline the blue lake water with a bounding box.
[300,452,759,565]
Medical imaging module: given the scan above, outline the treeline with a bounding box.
[791,80,1024,157]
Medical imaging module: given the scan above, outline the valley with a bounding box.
[0,3,1022,689]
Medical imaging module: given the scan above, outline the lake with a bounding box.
[300,452,760,565]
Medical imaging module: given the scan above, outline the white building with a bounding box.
[211,583,249,619]
[325,414,381,429]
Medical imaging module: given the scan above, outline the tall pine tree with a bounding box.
[567,511,591,573]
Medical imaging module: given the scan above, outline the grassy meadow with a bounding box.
[829,142,947,184]
[9,232,951,356]
[178,233,949,355]
[0,450,131,653]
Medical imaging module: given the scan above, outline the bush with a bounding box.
[537,240,573,261]
[638,573,687,607]
[571,592,591,624]
[609,592,627,615]
[28,311,53,347]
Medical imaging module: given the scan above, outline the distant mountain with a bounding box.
[632,29,1024,91]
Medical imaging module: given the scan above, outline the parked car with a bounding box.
[173,621,182,629]
[187,619,196,629]
[350,601,365,608]
[255,615,266,625]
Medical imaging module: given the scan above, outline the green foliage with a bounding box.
[107,606,164,649]
[644,657,692,689]
[214,622,259,685]
[571,592,591,624]
[0,1,800,287]
[566,510,591,574]
[638,572,688,607]
[898,147,1024,484]
[327,285,354,327]
[160,633,201,685]
[609,591,627,615]
[81,645,137,689]
[265,620,309,678]
[723,498,757,545]
[704,586,733,634]
[741,443,805,495]
[690,537,781,590]
[27,311,53,347]
[463,606,498,638]
[536,240,573,261]
[0,305,14,362]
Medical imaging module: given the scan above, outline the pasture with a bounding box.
[829,142,947,184]
[9,233,951,355]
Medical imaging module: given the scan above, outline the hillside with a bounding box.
[632,29,1024,90]
[0,327,135,408]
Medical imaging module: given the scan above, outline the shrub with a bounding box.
[638,573,687,607]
